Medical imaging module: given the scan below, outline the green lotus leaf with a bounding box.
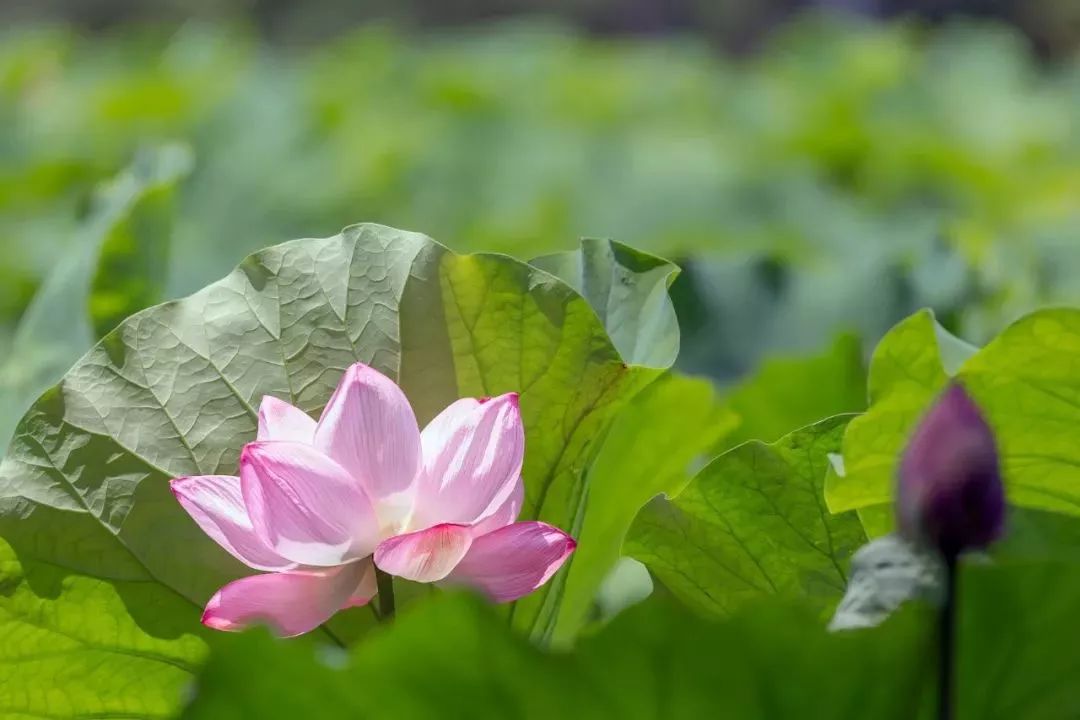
[0,224,679,717]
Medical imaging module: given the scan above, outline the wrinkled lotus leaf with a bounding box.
[0,224,679,717]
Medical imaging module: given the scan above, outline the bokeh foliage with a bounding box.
[4,14,1080,386]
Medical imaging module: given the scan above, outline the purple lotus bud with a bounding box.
[897,381,1005,557]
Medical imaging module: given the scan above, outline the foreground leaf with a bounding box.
[183,591,928,720]
[954,560,1080,719]
[182,558,1080,720]
[626,415,867,616]
[0,224,677,716]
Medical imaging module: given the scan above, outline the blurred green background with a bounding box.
[3,0,1080,445]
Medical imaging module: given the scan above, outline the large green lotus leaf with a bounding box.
[0,145,192,453]
[626,415,867,617]
[543,372,736,645]
[180,558,1080,719]
[0,224,677,717]
[826,307,1080,529]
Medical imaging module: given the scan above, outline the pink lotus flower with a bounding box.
[171,363,576,637]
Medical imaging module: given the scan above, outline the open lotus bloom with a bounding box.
[171,363,576,637]
[897,381,1005,558]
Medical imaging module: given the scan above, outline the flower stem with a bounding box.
[937,552,959,720]
[375,567,396,622]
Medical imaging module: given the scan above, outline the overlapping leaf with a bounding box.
[181,557,1080,719]
[626,415,867,616]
